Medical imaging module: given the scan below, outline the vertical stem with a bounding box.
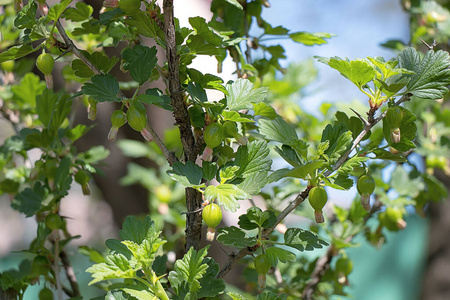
[163,0,203,250]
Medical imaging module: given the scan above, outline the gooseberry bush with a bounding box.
[0,0,449,299]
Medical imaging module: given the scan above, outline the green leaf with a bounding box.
[78,146,110,164]
[55,156,72,197]
[202,161,218,181]
[11,73,46,108]
[252,103,278,119]
[138,88,172,111]
[62,2,93,21]
[204,184,249,212]
[122,238,166,270]
[121,45,158,85]
[274,145,302,167]
[168,246,209,295]
[36,89,58,127]
[234,140,272,178]
[81,74,121,102]
[259,118,297,145]
[284,228,329,251]
[86,253,136,285]
[72,51,119,78]
[187,82,208,103]
[285,160,326,180]
[11,183,47,217]
[14,0,37,29]
[226,78,268,111]
[289,32,334,46]
[337,156,368,175]
[371,149,407,162]
[321,57,376,88]
[237,171,269,195]
[189,17,222,46]
[216,226,258,248]
[122,287,156,300]
[119,215,159,244]
[219,165,240,183]
[238,207,276,230]
[105,239,133,259]
[47,0,73,23]
[198,258,226,297]
[125,12,159,38]
[398,47,450,99]
[265,247,296,266]
[324,173,354,190]
[221,110,254,123]
[321,123,353,163]
[167,161,203,188]
[0,44,42,63]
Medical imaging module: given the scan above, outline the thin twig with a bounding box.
[60,249,80,297]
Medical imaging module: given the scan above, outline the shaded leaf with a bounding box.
[284,228,329,251]
[81,74,121,102]
[216,226,258,248]
[238,207,276,230]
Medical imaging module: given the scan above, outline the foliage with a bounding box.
[0,0,449,299]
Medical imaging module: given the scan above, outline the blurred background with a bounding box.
[1,0,450,299]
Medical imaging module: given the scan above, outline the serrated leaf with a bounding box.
[81,74,121,102]
[119,215,159,244]
[285,160,326,179]
[14,1,37,29]
[47,0,73,23]
[216,226,257,248]
[122,238,166,270]
[324,173,354,190]
[338,156,368,174]
[198,258,226,298]
[55,156,72,196]
[71,59,95,78]
[86,253,136,285]
[289,31,334,46]
[259,118,298,145]
[322,57,376,88]
[267,168,290,183]
[234,140,272,178]
[125,12,158,38]
[204,184,249,212]
[274,145,302,167]
[189,17,222,46]
[371,149,406,162]
[265,247,296,266]
[11,73,46,108]
[202,161,217,181]
[219,165,240,183]
[139,88,172,111]
[62,2,93,21]
[226,78,268,111]
[168,246,209,295]
[389,166,424,198]
[11,183,46,217]
[252,102,278,119]
[237,171,268,195]
[167,161,203,188]
[121,45,158,85]
[105,239,133,259]
[221,110,254,123]
[122,287,156,300]
[398,47,450,99]
[284,228,329,251]
[0,44,42,63]
[238,207,276,230]
[321,123,353,163]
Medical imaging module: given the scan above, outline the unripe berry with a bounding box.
[36,53,54,76]
[204,123,224,149]
[309,186,328,223]
[108,110,127,141]
[357,174,375,211]
[127,101,147,132]
[386,107,403,143]
[202,203,222,241]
